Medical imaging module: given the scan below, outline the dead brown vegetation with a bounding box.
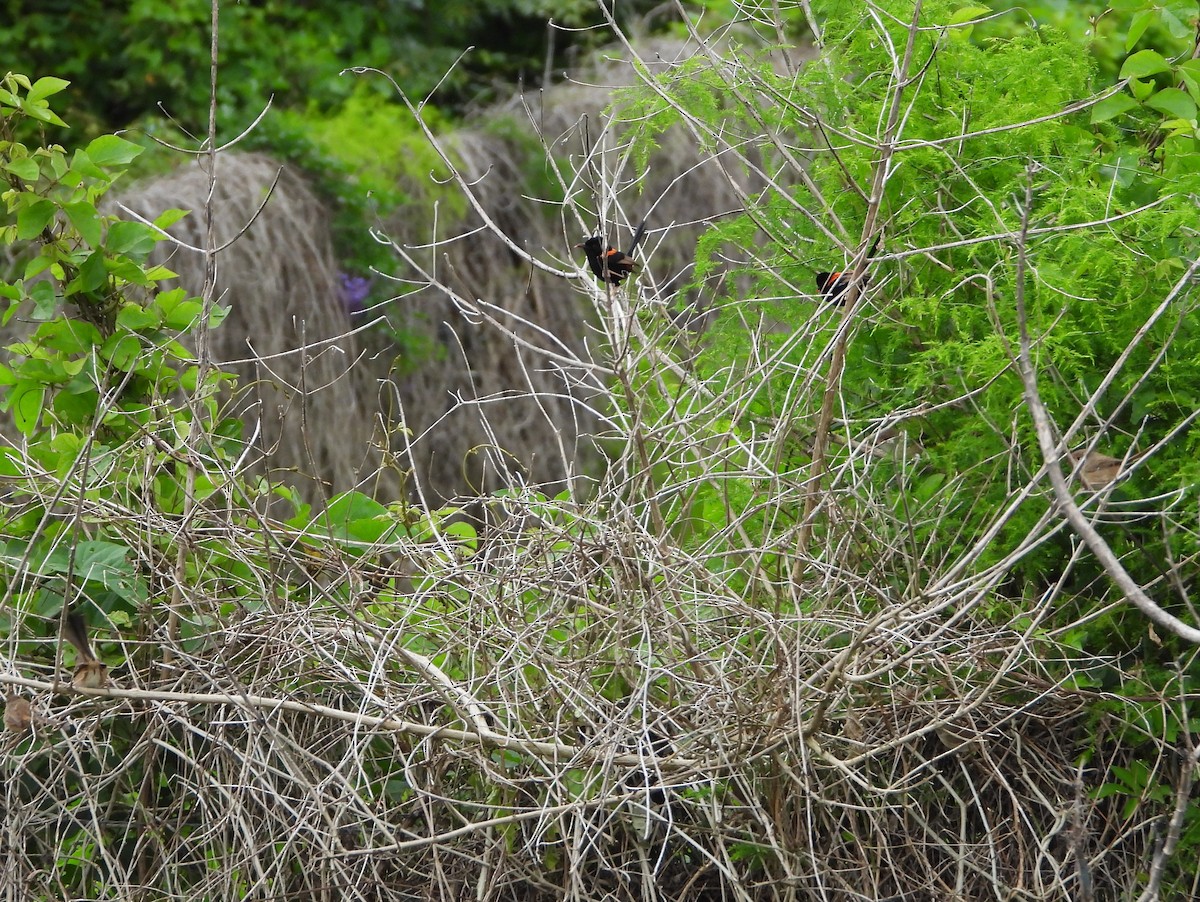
[111,152,386,505]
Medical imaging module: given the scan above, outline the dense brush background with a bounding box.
[2,1,1200,900]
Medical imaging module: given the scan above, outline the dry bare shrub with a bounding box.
[374,35,776,505]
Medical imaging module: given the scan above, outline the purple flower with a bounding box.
[338,272,372,318]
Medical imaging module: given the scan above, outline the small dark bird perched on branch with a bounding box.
[815,270,854,303]
[63,610,109,690]
[577,220,647,284]
[816,233,881,305]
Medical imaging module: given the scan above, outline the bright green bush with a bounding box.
[622,2,1200,637]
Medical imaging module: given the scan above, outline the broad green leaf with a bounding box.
[1119,50,1171,79]
[64,201,102,248]
[1158,118,1199,139]
[24,251,56,280]
[143,265,178,281]
[4,157,39,181]
[61,357,87,377]
[1100,149,1147,185]
[323,491,394,544]
[28,280,57,319]
[1129,76,1154,102]
[108,258,154,285]
[162,298,204,331]
[67,250,109,295]
[1179,60,1200,102]
[7,382,45,435]
[116,303,160,331]
[69,149,107,181]
[153,209,190,230]
[26,77,70,104]
[52,390,98,426]
[1125,9,1156,52]
[22,104,68,127]
[35,319,98,354]
[948,5,989,26]
[101,333,141,371]
[16,198,56,239]
[84,134,143,168]
[1091,93,1138,123]
[105,220,157,257]
[1159,5,1190,39]
[1146,88,1196,119]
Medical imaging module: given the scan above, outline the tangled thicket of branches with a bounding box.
[373,34,769,505]
[3,2,1200,901]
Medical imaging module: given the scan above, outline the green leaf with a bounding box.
[444,519,477,549]
[4,157,40,181]
[52,390,98,426]
[35,319,98,355]
[28,280,57,319]
[67,250,108,295]
[69,149,107,181]
[116,303,160,331]
[1146,87,1196,119]
[1091,93,1138,123]
[16,198,56,240]
[323,491,395,544]
[26,77,70,104]
[24,251,56,280]
[1100,151,1142,188]
[1179,60,1200,102]
[106,220,158,257]
[6,382,45,435]
[1129,77,1154,102]
[153,209,190,230]
[161,297,204,330]
[101,333,141,371]
[23,104,68,128]
[1158,118,1199,139]
[948,5,989,26]
[1159,5,1190,39]
[1119,50,1171,79]
[1125,9,1156,52]
[108,258,154,285]
[84,134,143,169]
[143,265,178,281]
[64,201,102,248]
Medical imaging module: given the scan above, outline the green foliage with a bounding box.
[983,0,1198,83]
[622,2,1200,620]
[0,71,241,632]
[2,0,654,141]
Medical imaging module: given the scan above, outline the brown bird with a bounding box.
[1067,448,1143,491]
[4,692,32,734]
[63,610,109,689]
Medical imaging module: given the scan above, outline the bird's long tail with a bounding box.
[865,230,881,260]
[63,610,96,662]
[626,220,648,256]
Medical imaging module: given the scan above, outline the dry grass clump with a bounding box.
[111,152,385,504]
